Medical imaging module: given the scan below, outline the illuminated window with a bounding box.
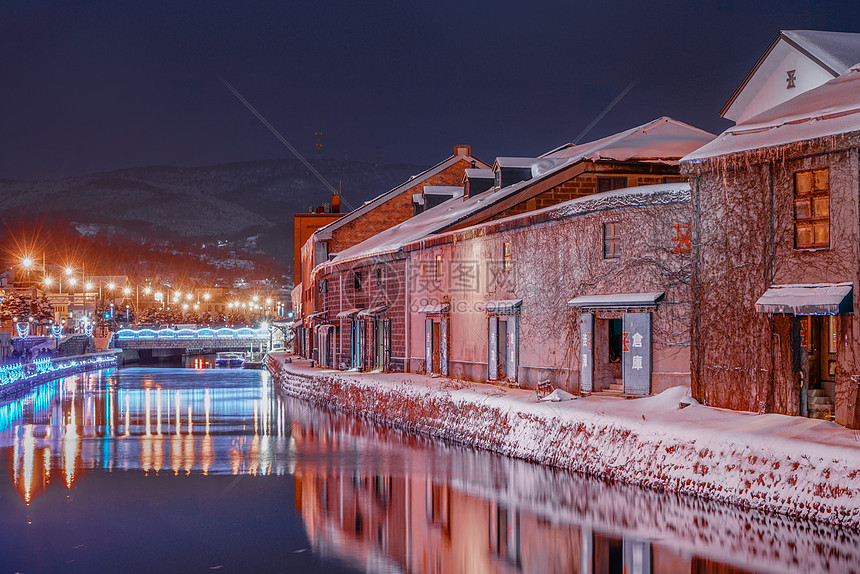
[503,242,511,272]
[603,222,621,259]
[435,255,443,282]
[794,168,829,249]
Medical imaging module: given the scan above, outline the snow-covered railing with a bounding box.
[0,353,118,388]
[115,327,268,341]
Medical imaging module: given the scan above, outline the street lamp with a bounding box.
[85,281,94,320]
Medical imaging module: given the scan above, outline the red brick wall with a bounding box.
[482,171,674,223]
[294,213,342,284]
[317,256,409,372]
[328,158,474,254]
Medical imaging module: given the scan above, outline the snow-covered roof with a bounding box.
[722,30,860,123]
[684,63,860,162]
[494,157,539,169]
[328,181,690,266]
[541,116,715,164]
[312,148,489,241]
[782,30,860,75]
[317,117,709,270]
[464,168,493,179]
[423,186,463,196]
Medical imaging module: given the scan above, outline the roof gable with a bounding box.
[722,30,860,124]
[683,63,860,162]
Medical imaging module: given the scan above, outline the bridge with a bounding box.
[111,327,269,361]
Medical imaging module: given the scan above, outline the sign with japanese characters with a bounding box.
[622,312,651,395]
[580,313,594,393]
[488,317,498,380]
[440,318,449,377]
[506,316,518,382]
[425,318,433,374]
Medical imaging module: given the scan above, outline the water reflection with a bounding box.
[0,367,290,505]
[284,400,860,574]
[0,366,858,573]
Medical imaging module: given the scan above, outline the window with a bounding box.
[435,255,443,282]
[375,268,383,286]
[354,271,362,290]
[794,168,829,249]
[503,242,511,272]
[597,176,627,192]
[603,222,621,258]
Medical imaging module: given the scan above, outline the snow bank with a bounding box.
[269,355,860,529]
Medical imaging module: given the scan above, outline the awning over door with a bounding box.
[357,306,387,317]
[483,299,522,315]
[288,320,303,329]
[417,303,450,315]
[304,311,328,326]
[567,292,664,309]
[755,283,853,315]
[336,308,361,319]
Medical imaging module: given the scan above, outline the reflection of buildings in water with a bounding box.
[3,369,291,503]
[289,408,860,574]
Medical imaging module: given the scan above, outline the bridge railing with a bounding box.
[115,327,268,341]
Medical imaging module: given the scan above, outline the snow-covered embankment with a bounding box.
[269,354,860,528]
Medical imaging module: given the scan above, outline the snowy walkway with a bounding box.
[268,353,860,529]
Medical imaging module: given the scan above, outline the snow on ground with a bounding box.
[269,353,860,529]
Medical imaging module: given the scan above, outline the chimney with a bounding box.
[454,145,471,157]
[331,194,341,213]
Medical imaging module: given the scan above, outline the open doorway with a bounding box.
[593,317,622,392]
[796,316,836,419]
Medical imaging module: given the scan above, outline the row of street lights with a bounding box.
[19,255,287,322]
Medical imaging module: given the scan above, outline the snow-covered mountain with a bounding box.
[0,158,425,266]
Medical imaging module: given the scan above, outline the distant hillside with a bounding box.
[0,158,426,267]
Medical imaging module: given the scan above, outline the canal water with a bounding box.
[0,362,858,574]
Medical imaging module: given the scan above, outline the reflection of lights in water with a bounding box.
[144,388,151,437]
[22,425,34,505]
[249,435,259,476]
[183,433,195,475]
[205,389,210,436]
[201,434,213,475]
[231,446,242,475]
[13,429,20,485]
[2,370,290,485]
[64,416,78,488]
[124,393,130,437]
[44,447,51,486]
[171,433,183,476]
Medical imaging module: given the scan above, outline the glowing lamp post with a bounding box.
[21,256,33,283]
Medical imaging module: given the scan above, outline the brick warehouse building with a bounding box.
[306,118,714,382]
[402,183,694,393]
[682,62,860,428]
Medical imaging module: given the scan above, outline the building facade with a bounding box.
[682,63,860,427]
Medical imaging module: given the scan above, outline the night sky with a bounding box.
[3,1,860,180]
